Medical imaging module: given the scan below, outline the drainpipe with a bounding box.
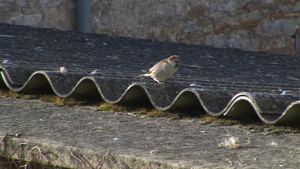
[76,0,92,33]
[296,34,300,56]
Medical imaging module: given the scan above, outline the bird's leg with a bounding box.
[154,79,164,84]
[157,81,165,85]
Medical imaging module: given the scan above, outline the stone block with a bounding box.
[0,1,19,22]
[238,10,261,24]
[293,2,300,12]
[260,18,300,37]
[9,13,43,26]
[226,29,259,51]
[205,34,226,48]
[260,36,295,54]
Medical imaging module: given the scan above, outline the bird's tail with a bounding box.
[136,73,150,78]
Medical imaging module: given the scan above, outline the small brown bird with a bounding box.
[136,55,180,83]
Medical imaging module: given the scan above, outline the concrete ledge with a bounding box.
[1,137,187,169]
[0,96,300,168]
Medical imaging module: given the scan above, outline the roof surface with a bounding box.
[1,23,300,124]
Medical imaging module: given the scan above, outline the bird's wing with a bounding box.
[136,69,152,78]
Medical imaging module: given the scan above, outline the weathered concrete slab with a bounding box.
[1,96,300,168]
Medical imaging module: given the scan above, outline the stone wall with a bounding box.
[1,0,299,55]
[92,0,300,55]
[0,0,75,30]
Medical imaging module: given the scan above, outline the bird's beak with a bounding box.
[174,55,180,62]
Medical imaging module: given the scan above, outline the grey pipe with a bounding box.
[76,0,92,33]
[296,34,300,56]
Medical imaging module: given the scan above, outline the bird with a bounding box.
[136,55,180,84]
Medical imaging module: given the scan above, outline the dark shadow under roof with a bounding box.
[1,23,300,124]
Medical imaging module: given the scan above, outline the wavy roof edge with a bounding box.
[1,69,300,125]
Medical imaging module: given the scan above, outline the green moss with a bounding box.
[196,114,240,126]
[0,89,85,107]
[95,103,127,112]
[143,110,168,117]
[247,124,300,134]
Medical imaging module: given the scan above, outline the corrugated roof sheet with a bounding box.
[1,23,300,124]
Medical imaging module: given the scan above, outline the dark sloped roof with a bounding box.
[1,23,300,124]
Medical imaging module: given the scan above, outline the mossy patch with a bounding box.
[0,89,86,107]
[196,114,240,126]
[38,95,85,107]
[247,124,300,135]
[95,103,127,112]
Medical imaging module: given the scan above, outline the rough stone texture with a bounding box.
[91,0,300,55]
[1,96,300,168]
[0,0,300,54]
[0,0,75,30]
